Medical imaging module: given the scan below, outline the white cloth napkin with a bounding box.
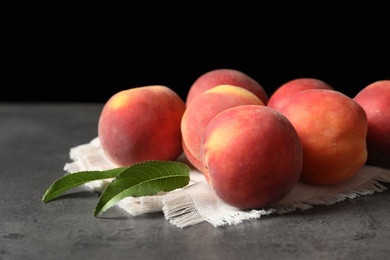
[64,137,390,228]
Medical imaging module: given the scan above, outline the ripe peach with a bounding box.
[181,84,265,172]
[185,68,268,106]
[279,89,368,185]
[267,78,333,111]
[200,105,303,209]
[354,80,390,169]
[182,140,202,171]
[98,85,186,166]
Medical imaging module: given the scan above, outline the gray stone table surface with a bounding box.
[1,103,390,260]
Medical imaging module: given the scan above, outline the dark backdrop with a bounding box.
[4,8,389,104]
[7,48,389,104]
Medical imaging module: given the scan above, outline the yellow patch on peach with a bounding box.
[202,126,231,155]
[107,90,133,110]
[107,85,167,111]
[207,84,257,99]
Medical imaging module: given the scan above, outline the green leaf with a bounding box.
[42,167,128,203]
[94,160,191,216]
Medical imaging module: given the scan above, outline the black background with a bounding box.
[8,45,389,104]
[4,6,389,104]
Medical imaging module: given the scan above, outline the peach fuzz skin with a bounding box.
[182,140,203,171]
[354,80,390,169]
[279,89,368,185]
[185,68,268,106]
[181,84,265,172]
[267,78,333,111]
[98,85,186,166]
[201,105,303,210]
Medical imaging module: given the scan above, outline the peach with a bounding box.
[354,80,390,169]
[182,140,203,171]
[200,105,303,209]
[98,85,186,166]
[181,84,265,172]
[185,68,268,106]
[279,89,368,185]
[267,78,333,111]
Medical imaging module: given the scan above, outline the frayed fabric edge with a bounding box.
[269,175,389,215]
[162,189,205,228]
[162,171,390,228]
[211,175,390,227]
[202,209,265,228]
[162,182,267,228]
